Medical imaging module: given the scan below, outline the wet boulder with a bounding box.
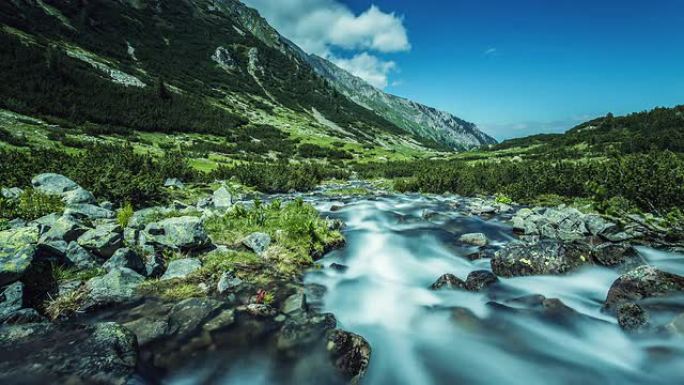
[143,216,210,251]
[242,232,271,256]
[617,303,649,331]
[282,292,308,315]
[0,322,138,384]
[458,232,488,247]
[77,223,124,258]
[161,258,202,281]
[491,240,592,277]
[326,329,371,384]
[465,270,499,291]
[604,266,684,311]
[103,248,145,274]
[430,274,466,290]
[277,312,337,351]
[168,298,224,337]
[592,243,644,270]
[85,267,144,307]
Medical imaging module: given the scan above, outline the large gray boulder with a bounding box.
[0,245,37,287]
[65,204,115,220]
[143,216,210,251]
[31,173,79,195]
[161,258,202,281]
[0,226,40,250]
[86,267,144,306]
[0,322,138,383]
[242,232,271,256]
[77,223,123,258]
[38,215,89,256]
[491,240,593,277]
[103,248,145,274]
[61,187,96,205]
[1,187,22,200]
[212,186,233,209]
[65,241,101,270]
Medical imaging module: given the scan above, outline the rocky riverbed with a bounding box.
[2,177,684,384]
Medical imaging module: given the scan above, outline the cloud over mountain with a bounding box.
[242,0,409,89]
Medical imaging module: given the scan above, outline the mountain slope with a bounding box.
[213,0,496,150]
[0,0,433,153]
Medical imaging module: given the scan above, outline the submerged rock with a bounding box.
[464,270,499,291]
[327,329,371,384]
[491,240,592,277]
[604,266,684,311]
[617,303,649,331]
[430,274,466,290]
[0,322,138,384]
[458,232,489,247]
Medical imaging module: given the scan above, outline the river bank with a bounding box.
[1,177,684,384]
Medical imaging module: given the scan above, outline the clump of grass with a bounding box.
[51,264,105,283]
[117,202,134,227]
[204,198,344,273]
[138,279,205,301]
[322,187,371,197]
[494,193,513,205]
[45,287,87,320]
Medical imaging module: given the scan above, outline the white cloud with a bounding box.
[330,53,397,89]
[484,47,498,56]
[242,0,409,89]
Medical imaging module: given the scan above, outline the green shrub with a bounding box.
[117,202,134,227]
[0,189,64,220]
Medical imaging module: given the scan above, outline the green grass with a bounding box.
[205,198,344,275]
[138,279,206,301]
[51,265,105,283]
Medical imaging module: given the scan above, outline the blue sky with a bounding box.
[244,0,684,140]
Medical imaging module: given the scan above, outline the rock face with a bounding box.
[242,232,271,256]
[604,266,684,311]
[326,329,371,383]
[78,223,124,258]
[103,248,145,274]
[161,258,202,280]
[86,268,144,307]
[491,240,592,277]
[0,322,138,384]
[458,233,488,247]
[143,216,210,251]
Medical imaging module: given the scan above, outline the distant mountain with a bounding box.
[214,0,496,150]
[492,105,684,154]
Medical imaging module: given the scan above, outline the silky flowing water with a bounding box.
[171,191,684,385]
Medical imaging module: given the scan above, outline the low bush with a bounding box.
[0,189,64,220]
